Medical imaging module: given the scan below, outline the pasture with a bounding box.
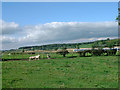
[1,52,79,61]
[2,56,118,88]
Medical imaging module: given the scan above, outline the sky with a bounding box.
[2,0,120,2]
[1,2,118,50]
[2,2,118,26]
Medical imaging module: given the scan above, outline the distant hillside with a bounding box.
[18,38,120,51]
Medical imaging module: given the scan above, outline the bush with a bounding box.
[116,51,120,56]
[56,49,69,57]
[91,49,104,56]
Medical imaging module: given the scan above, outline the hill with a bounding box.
[18,38,120,51]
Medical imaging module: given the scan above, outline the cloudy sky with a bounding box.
[1,2,118,50]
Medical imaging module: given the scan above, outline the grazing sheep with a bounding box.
[29,55,40,61]
[47,54,50,59]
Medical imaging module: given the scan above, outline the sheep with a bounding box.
[29,55,40,61]
[47,54,51,59]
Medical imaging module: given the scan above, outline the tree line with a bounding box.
[18,38,119,51]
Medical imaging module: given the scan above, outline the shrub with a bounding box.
[116,51,120,56]
[56,49,69,57]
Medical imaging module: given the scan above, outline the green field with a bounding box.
[79,43,93,48]
[2,56,118,88]
[2,53,79,60]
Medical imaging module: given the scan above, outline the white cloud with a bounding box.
[1,20,118,50]
[19,21,118,43]
[1,36,16,44]
[0,20,20,35]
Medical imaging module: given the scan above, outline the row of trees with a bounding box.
[19,42,91,51]
[56,48,118,57]
[92,41,114,50]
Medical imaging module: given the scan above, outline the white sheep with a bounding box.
[29,55,40,61]
[47,54,50,59]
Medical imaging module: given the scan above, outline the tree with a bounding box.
[32,47,35,51]
[107,42,114,49]
[76,44,79,49]
[93,42,98,48]
[101,40,106,45]
[107,38,110,41]
[56,48,69,57]
[116,8,120,25]
[22,49,25,53]
[92,45,96,50]
[54,47,58,51]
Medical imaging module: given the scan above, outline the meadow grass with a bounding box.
[2,56,118,88]
[79,44,92,48]
[2,53,79,60]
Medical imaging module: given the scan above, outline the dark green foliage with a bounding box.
[107,38,110,41]
[107,42,114,49]
[22,49,24,53]
[91,49,104,56]
[54,47,58,51]
[76,49,117,57]
[116,7,120,21]
[76,44,79,49]
[56,49,69,57]
[104,49,117,56]
[77,50,91,57]
[91,45,95,50]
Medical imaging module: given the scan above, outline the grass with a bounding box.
[2,56,118,88]
[1,53,79,60]
[79,44,93,48]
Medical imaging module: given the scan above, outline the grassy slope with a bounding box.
[18,39,120,50]
[79,44,93,48]
[2,56,118,88]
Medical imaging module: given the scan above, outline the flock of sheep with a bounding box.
[29,54,50,61]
